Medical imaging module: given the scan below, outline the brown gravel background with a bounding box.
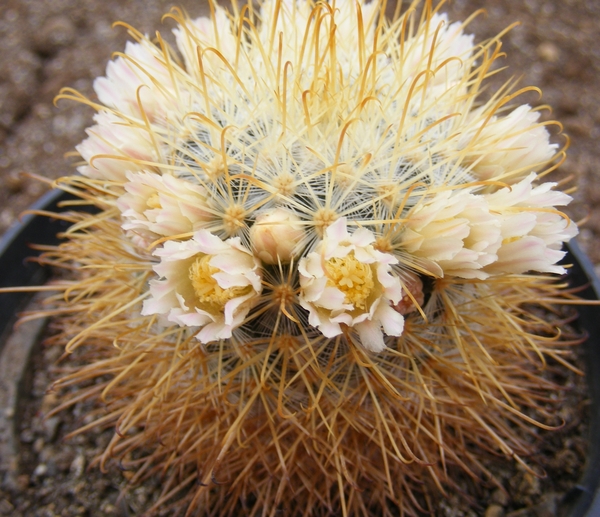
[1,0,599,267]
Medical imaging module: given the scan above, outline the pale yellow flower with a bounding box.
[401,173,575,278]
[258,0,379,84]
[459,105,557,182]
[118,171,213,240]
[400,189,502,279]
[398,13,475,90]
[142,231,262,343]
[94,41,176,121]
[484,173,578,275]
[173,8,238,78]
[76,111,156,182]
[298,218,404,352]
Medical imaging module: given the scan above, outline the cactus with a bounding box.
[29,1,581,515]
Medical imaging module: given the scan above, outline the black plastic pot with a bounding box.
[0,189,599,515]
[0,189,82,342]
[560,239,600,516]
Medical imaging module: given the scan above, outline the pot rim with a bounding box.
[560,239,600,516]
[0,188,77,341]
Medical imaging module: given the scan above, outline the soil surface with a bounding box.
[0,1,599,516]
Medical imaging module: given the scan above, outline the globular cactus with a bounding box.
[31,0,581,515]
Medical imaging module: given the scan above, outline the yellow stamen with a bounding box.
[324,253,374,310]
[502,236,521,245]
[189,255,251,312]
[146,194,161,209]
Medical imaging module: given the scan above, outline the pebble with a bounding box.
[485,504,505,517]
[33,437,45,453]
[66,480,85,496]
[15,474,29,491]
[552,449,578,475]
[491,489,509,506]
[521,472,541,496]
[41,392,59,414]
[4,173,23,193]
[33,463,48,478]
[100,503,118,515]
[537,41,560,62]
[134,486,149,505]
[533,493,558,517]
[20,428,34,444]
[43,416,61,442]
[0,499,14,513]
[70,453,85,478]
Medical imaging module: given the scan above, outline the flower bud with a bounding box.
[249,209,305,265]
[393,274,425,316]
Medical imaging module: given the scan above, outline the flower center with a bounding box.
[189,255,251,312]
[146,194,161,209]
[324,253,374,310]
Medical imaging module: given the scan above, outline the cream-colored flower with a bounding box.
[173,8,238,75]
[118,171,213,240]
[400,189,502,279]
[459,105,557,182]
[249,208,305,264]
[256,0,378,85]
[94,41,175,120]
[483,173,578,275]
[298,218,404,353]
[76,111,156,182]
[398,13,475,90]
[142,231,262,343]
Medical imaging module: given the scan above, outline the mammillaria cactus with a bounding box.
[19,0,583,514]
